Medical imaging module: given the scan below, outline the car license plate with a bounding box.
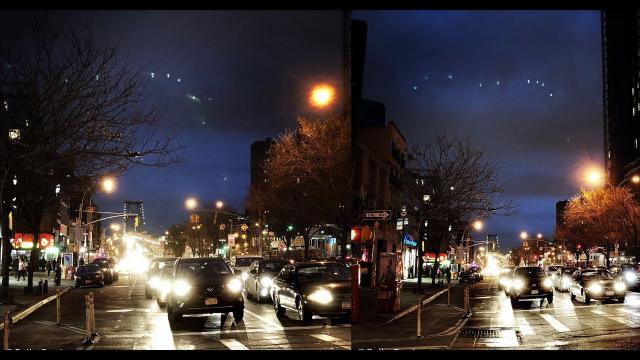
[531,290,538,295]
[86,280,92,284]
[606,291,614,296]
[205,298,218,305]
[342,301,351,309]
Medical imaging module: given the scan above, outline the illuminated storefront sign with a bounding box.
[403,233,417,247]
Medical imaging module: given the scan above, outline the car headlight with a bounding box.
[227,278,243,293]
[551,274,557,280]
[149,276,160,289]
[307,289,333,304]
[241,272,249,281]
[543,278,553,288]
[614,281,627,292]
[260,277,273,287]
[173,279,192,296]
[587,283,602,294]
[512,279,524,290]
[624,272,637,283]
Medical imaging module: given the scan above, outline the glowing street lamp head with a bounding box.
[185,197,198,210]
[584,167,604,187]
[215,200,224,209]
[102,177,116,193]
[520,231,528,240]
[632,175,640,184]
[110,223,121,232]
[472,220,483,231]
[537,233,543,239]
[309,84,336,108]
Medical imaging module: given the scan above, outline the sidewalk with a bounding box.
[352,278,471,349]
[0,271,74,318]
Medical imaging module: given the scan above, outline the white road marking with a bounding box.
[127,277,137,300]
[310,334,350,349]
[219,339,249,350]
[33,320,87,335]
[617,308,640,317]
[539,313,571,332]
[244,309,284,330]
[517,317,535,336]
[592,309,640,328]
[101,323,351,338]
[106,309,133,313]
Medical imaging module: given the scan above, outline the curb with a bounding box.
[8,286,73,325]
[376,285,457,328]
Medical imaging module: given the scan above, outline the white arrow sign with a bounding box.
[364,210,391,220]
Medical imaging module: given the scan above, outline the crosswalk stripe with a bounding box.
[617,308,640,317]
[517,317,535,336]
[592,310,640,328]
[539,314,571,332]
[310,334,350,349]
[219,339,249,350]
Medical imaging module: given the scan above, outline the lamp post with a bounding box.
[78,177,117,263]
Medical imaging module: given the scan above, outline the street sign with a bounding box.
[364,210,391,221]
[219,224,226,231]
[240,224,248,232]
[228,234,235,247]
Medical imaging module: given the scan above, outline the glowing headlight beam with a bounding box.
[227,278,243,293]
[308,289,333,304]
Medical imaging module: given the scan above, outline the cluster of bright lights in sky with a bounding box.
[411,73,556,98]
[147,72,214,126]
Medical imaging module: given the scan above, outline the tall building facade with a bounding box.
[123,201,146,234]
[602,10,640,185]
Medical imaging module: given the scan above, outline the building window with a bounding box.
[3,100,7,111]
[8,129,20,140]
[636,138,638,149]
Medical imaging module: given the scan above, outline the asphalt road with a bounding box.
[450,277,640,349]
[5,274,351,350]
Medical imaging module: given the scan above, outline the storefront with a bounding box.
[401,233,417,279]
[10,232,59,262]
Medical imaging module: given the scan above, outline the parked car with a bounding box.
[156,264,176,308]
[230,255,264,281]
[509,266,553,305]
[271,260,351,323]
[553,266,577,292]
[459,268,481,283]
[569,268,626,304]
[146,256,178,299]
[166,257,244,325]
[92,258,116,284]
[75,264,104,288]
[244,259,288,303]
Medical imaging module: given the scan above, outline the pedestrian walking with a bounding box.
[17,258,26,281]
[47,260,52,277]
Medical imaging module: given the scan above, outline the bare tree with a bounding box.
[249,115,351,260]
[563,186,640,267]
[1,18,182,297]
[400,135,513,289]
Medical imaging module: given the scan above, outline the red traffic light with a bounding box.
[351,228,361,241]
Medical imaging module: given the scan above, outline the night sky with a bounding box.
[0,11,344,234]
[353,11,603,249]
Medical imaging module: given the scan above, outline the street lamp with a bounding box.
[520,231,528,240]
[102,177,116,193]
[216,200,224,209]
[473,220,483,231]
[583,166,604,188]
[110,223,121,232]
[185,197,198,210]
[537,233,542,239]
[308,84,336,108]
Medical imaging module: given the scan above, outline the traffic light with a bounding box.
[351,228,361,241]
[134,216,139,230]
[287,224,294,231]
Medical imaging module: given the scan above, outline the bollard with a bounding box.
[3,311,9,350]
[56,288,61,325]
[416,297,423,338]
[447,283,451,306]
[464,286,470,311]
[83,294,93,345]
[89,292,97,337]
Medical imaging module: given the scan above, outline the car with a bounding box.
[92,258,116,284]
[166,257,244,325]
[546,265,561,281]
[156,264,176,308]
[610,264,640,288]
[569,268,626,304]
[244,259,287,303]
[145,256,178,299]
[230,255,264,281]
[553,266,577,292]
[93,257,119,281]
[498,267,515,291]
[509,266,553,306]
[75,264,105,288]
[271,260,351,323]
[459,268,480,283]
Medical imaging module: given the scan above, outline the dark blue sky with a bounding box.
[0,11,344,235]
[353,11,603,250]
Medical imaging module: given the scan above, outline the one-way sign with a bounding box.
[364,210,391,221]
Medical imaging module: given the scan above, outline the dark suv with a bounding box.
[509,266,554,305]
[166,257,244,325]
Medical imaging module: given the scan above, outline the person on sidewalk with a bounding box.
[54,265,62,288]
[47,260,52,277]
[17,258,26,281]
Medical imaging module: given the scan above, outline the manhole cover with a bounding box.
[458,328,503,338]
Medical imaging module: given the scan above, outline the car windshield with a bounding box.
[260,262,284,273]
[297,264,351,283]
[582,270,615,279]
[235,258,262,267]
[93,261,109,267]
[562,268,577,275]
[177,260,231,277]
[547,266,559,272]
[78,265,100,273]
[515,268,545,277]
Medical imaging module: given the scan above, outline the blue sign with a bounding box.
[403,234,417,247]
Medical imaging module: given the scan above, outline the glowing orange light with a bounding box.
[309,84,336,108]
